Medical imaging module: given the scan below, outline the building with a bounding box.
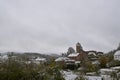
[114,50,120,61]
[68,53,81,61]
[76,42,88,61]
[55,57,75,65]
[76,42,83,53]
[55,57,70,62]
[87,51,98,61]
[71,42,103,61]
[67,42,88,61]
[59,42,103,63]
[32,57,46,64]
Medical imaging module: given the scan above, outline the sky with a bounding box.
[0,0,120,54]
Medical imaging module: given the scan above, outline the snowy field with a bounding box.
[85,76,102,80]
[62,70,103,80]
[62,70,78,80]
[61,70,118,80]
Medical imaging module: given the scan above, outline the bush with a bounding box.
[107,60,120,67]
[0,59,65,80]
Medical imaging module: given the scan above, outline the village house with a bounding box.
[55,56,75,65]
[114,50,120,61]
[87,51,97,61]
[68,53,80,61]
[32,57,46,64]
[0,55,9,61]
[55,57,70,62]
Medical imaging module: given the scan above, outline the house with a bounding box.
[88,51,97,57]
[55,57,70,62]
[97,52,104,56]
[32,57,46,64]
[1,55,9,61]
[68,52,88,61]
[55,57,75,65]
[68,53,80,61]
[87,51,97,61]
[87,51,104,60]
[114,50,120,61]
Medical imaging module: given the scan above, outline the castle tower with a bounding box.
[76,42,83,53]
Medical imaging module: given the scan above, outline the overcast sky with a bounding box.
[0,0,120,54]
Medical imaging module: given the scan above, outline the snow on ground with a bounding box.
[85,76,102,80]
[62,70,78,80]
[61,70,103,80]
[61,70,110,80]
[101,75,111,80]
[111,66,120,70]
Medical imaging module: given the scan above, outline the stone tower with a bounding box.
[76,42,83,53]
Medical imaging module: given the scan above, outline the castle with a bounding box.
[67,42,103,62]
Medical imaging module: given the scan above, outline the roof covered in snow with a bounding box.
[111,66,120,70]
[35,57,46,61]
[88,52,96,56]
[114,51,120,56]
[100,68,116,72]
[55,57,70,62]
[1,55,9,60]
[68,53,79,57]
[75,61,81,64]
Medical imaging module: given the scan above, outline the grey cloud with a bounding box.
[0,0,120,53]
